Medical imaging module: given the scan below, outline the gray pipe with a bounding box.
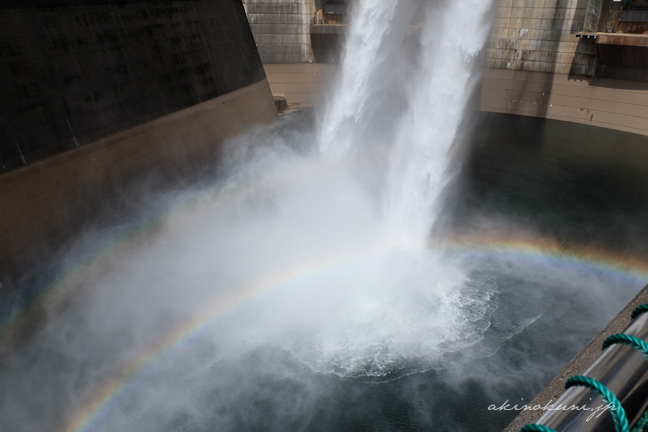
[534,312,648,431]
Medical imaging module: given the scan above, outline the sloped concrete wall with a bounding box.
[0,0,266,175]
[0,79,277,288]
[243,0,317,63]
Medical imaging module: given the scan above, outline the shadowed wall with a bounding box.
[0,0,266,174]
[0,0,277,290]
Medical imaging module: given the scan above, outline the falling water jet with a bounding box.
[319,0,495,249]
[318,0,400,156]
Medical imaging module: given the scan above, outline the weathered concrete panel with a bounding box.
[482,0,648,137]
[245,4,304,14]
[243,0,316,63]
[486,0,594,77]
[0,0,266,175]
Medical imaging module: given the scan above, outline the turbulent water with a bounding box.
[1,1,648,432]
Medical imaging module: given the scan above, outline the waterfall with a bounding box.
[317,0,400,156]
[319,0,494,248]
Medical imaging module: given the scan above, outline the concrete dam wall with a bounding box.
[0,0,268,173]
[242,0,317,63]
[0,0,277,287]
[481,0,648,137]
[247,0,648,141]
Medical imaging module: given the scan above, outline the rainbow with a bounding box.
[448,232,648,283]
[0,165,646,431]
[49,233,648,432]
[59,244,371,432]
[0,162,284,348]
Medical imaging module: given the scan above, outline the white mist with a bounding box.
[0,1,502,431]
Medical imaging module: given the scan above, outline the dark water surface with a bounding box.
[2,112,648,432]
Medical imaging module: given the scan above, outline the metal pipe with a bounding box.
[534,312,648,431]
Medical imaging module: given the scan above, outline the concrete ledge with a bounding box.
[243,0,316,64]
[597,33,648,47]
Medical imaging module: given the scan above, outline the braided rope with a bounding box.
[631,304,648,320]
[518,306,648,432]
[520,425,558,432]
[603,334,648,362]
[602,333,648,431]
[565,375,629,432]
[632,409,648,432]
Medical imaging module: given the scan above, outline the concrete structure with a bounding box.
[481,0,648,137]
[0,0,268,174]
[0,0,277,289]
[310,24,346,64]
[242,0,352,64]
[242,0,318,64]
[260,0,648,137]
[240,0,347,108]
[264,63,334,107]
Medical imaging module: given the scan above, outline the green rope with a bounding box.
[632,409,648,432]
[520,425,558,432]
[603,334,648,362]
[565,375,629,432]
[631,304,648,320]
[602,333,648,432]
[518,307,648,432]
